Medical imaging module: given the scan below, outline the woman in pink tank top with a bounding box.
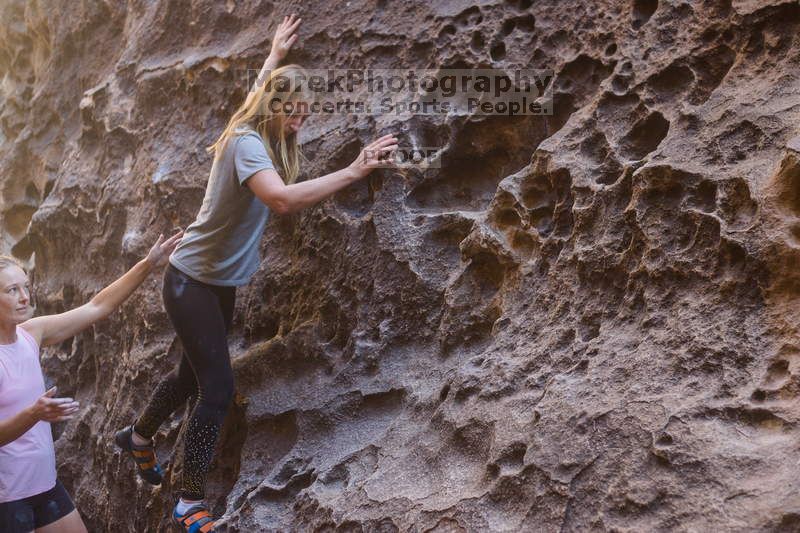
[0,230,182,533]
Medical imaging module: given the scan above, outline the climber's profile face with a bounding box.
[283,111,308,135]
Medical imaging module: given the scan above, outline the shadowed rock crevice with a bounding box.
[688,45,736,104]
[619,111,670,161]
[406,112,555,213]
[632,0,659,29]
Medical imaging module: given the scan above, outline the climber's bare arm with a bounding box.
[246,134,399,214]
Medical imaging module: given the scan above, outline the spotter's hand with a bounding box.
[145,229,183,268]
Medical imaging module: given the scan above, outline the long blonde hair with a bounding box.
[208,64,313,184]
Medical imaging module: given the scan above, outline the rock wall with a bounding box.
[2,0,800,531]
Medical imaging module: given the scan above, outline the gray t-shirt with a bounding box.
[170,127,275,286]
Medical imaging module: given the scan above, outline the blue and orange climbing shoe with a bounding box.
[173,502,216,532]
[114,425,163,485]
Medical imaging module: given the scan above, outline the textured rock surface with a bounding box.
[3,0,800,531]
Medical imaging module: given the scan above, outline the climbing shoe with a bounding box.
[114,424,163,485]
[173,501,216,532]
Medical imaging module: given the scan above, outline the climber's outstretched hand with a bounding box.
[347,134,399,179]
[270,14,302,63]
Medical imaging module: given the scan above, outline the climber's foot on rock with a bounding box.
[173,500,216,532]
[114,424,163,485]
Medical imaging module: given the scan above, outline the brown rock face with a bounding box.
[2,0,800,531]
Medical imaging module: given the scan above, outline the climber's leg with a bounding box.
[158,264,235,502]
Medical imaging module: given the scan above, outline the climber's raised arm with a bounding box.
[252,13,302,93]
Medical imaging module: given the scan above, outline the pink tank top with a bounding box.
[0,326,57,502]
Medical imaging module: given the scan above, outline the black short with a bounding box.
[0,479,76,532]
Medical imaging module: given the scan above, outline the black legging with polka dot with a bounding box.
[134,263,235,501]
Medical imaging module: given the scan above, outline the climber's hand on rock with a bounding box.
[269,14,301,63]
[347,134,399,179]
